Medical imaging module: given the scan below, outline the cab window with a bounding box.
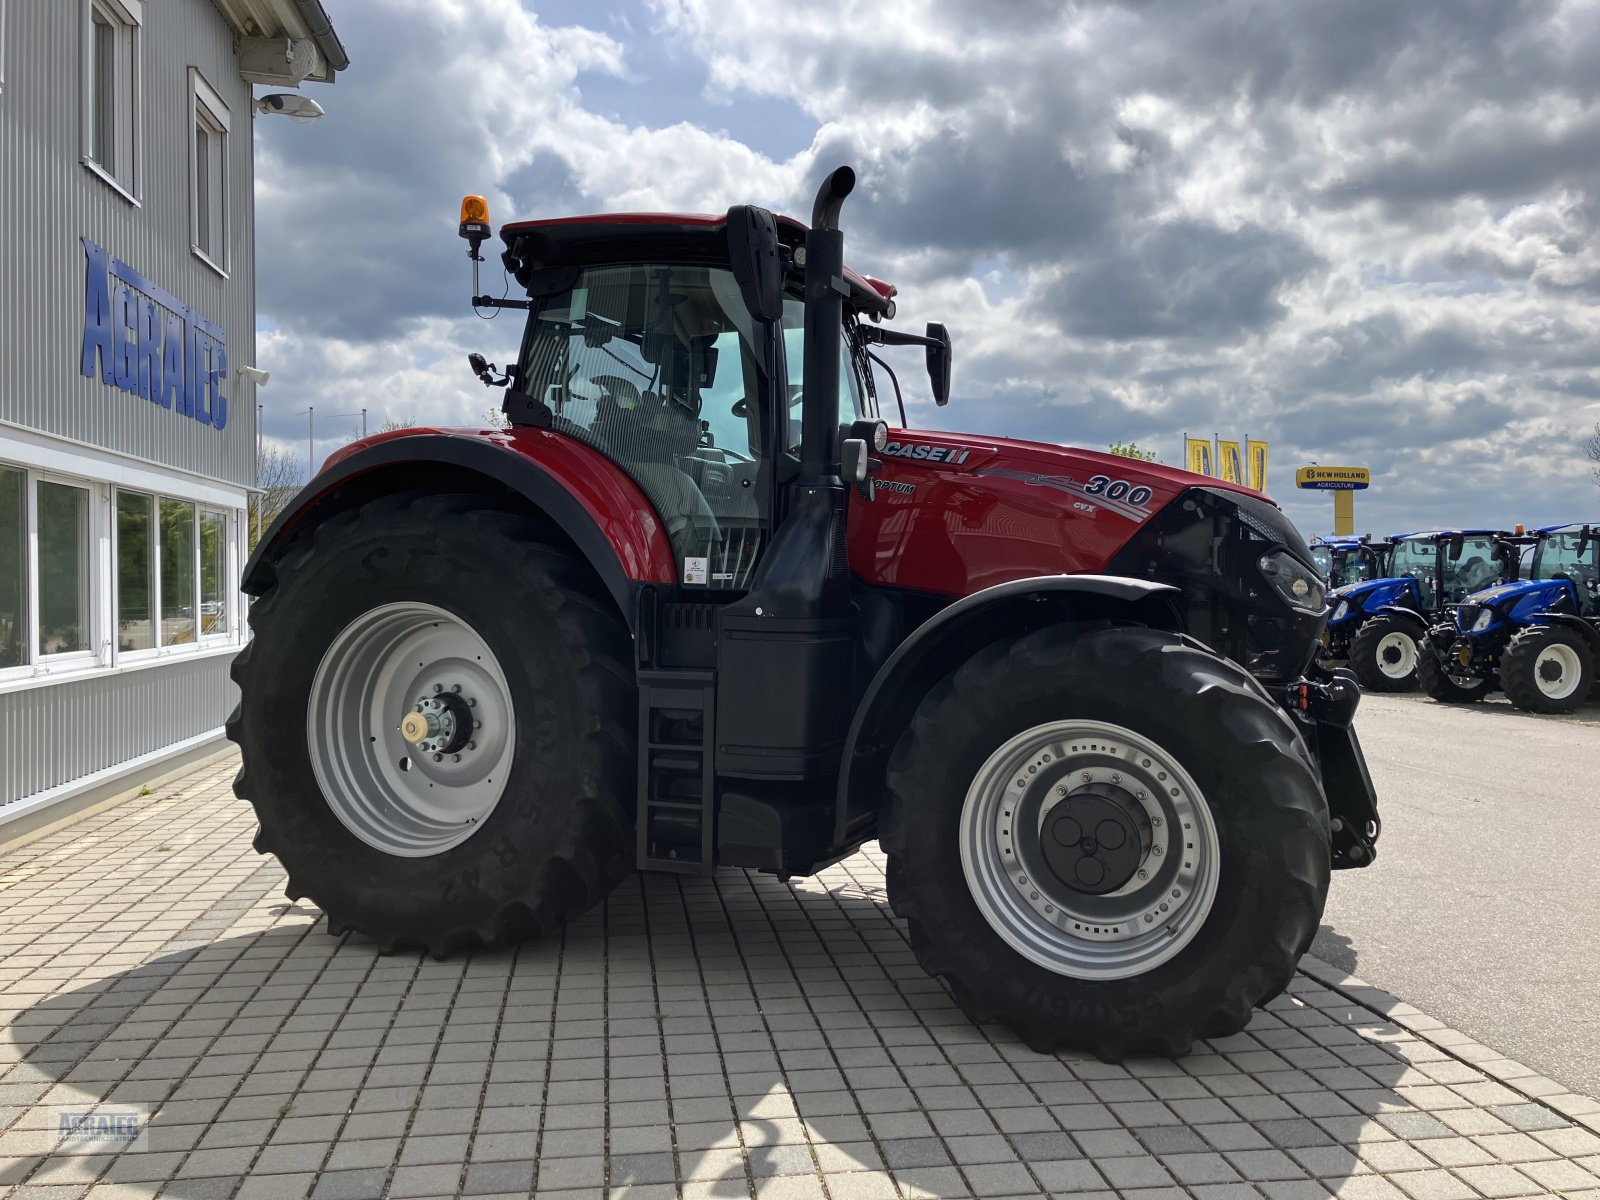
[518,263,768,589]
[780,298,871,449]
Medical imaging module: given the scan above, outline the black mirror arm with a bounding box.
[859,327,942,350]
[865,349,907,426]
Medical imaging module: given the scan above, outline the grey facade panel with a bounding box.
[0,653,236,806]
[0,0,258,488]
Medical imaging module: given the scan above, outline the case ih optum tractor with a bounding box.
[231,168,1380,1058]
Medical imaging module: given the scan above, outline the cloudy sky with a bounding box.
[254,0,1600,537]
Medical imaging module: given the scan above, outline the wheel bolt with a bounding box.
[451,683,462,693]
[1056,785,1067,796]
[1152,845,1164,855]
[474,720,482,729]
[1137,869,1148,879]
[467,697,477,708]
[432,753,443,763]
[452,754,461,763]
[467,742,476,751]
[433,683,442,694]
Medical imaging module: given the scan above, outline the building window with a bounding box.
[0,466,23,669]
[115,490,154,652]
[159,497,196,647]
[84,0,141,198]
[191,70,229,270]
[199,509,228,635]
[37,481,91,657]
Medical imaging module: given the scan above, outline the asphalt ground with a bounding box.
[1314,689,1600,1100]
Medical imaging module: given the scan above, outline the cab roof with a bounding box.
[1388,529,1509,541]
[1535,522,1598,534]
[498,210,895,317]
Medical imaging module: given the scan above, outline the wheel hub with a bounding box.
[960,720,1220,981]
[307,601,515,858]
[1040,784,1151,895]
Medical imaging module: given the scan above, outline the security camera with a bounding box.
[255,93,325,123]
[237,365,271,387]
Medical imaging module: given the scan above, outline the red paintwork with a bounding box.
[321,427,678,585]
[498,211,893,311]
[848,429,1268,597]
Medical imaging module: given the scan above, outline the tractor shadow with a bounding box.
[5,868,1558,1200]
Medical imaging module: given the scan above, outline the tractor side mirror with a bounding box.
[925,322,952,407]
[725,204,784,323]
[1577,525,1593,559]
[1447,534,1464,561]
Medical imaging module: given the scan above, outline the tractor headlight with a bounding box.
[1258,550,1327,614]
[1332,599,1349,623]
[1472,607,1494,632]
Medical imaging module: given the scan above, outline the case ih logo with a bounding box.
[883,441,971,465]
[79,237,229,431]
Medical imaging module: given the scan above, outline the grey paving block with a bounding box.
[462,1158,537,1195]
[1257,1117,1336,1148]
[1137,1125,1209,1154]
[312,1167,390,1200]
[879,1138,952,1170]
[1008,1131,1079,1160]
[608,1151,678,1186]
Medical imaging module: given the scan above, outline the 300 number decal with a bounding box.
[1085,475,1153,506]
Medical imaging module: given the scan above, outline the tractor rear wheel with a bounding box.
[228,492,636,955]
[1348,615,1420,691]
[1501,626,1594,714]
[881,624,1329,1059]
[1416,644,1491,704]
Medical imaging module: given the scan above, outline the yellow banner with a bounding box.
[1217,440,1244,485]
[1185,437,1214,477]
[1247,439,1269,492]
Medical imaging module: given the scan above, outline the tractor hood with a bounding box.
[1463,578,1570,610]
[1327,576,1416,623]
[887,428,1265,505]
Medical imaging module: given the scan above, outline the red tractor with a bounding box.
[231,168,1378,1058]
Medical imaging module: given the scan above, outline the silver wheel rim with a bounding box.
[1376,631,1417,679]
[1534,642,1582,700]
[307,601,515,857]
[959,720,1220,980]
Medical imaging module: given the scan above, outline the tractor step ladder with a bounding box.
[636,668,716,873]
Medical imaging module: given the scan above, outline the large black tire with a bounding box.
[880,624,1330,1060]
[1501,626,1594,715]
[227,492,636,955]
[1348,615,1421,692]
[1416,643,1491,704]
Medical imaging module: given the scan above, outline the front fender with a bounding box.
[832,574,1182,847]
[1534,611,1600,654]
[244,428,677,625]
[1371,604,1428,631]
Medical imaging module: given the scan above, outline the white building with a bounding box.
[0,0,346,836]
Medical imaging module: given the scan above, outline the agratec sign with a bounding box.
[78,237,230,431]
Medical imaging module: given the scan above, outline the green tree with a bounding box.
[1108,440,1159,462]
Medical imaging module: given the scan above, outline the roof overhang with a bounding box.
[212,0,348,85]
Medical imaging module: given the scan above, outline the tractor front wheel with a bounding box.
[1416,644,1491,704]
[228,492,636,955]
[1501,626,1594,714]
[881,625,1330,1059]
[1348,616,1421,691]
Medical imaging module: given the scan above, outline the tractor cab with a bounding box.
[1421,523,1600,712]
[1310,535,1390,589]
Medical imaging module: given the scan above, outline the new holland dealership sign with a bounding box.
[79,238,229,430]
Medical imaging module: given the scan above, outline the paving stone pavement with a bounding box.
[3,751,1599,1200]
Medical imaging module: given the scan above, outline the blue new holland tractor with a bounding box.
[1321,529,1518,691]
[1309,535,1392,590]
[1418,523,1599,713]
